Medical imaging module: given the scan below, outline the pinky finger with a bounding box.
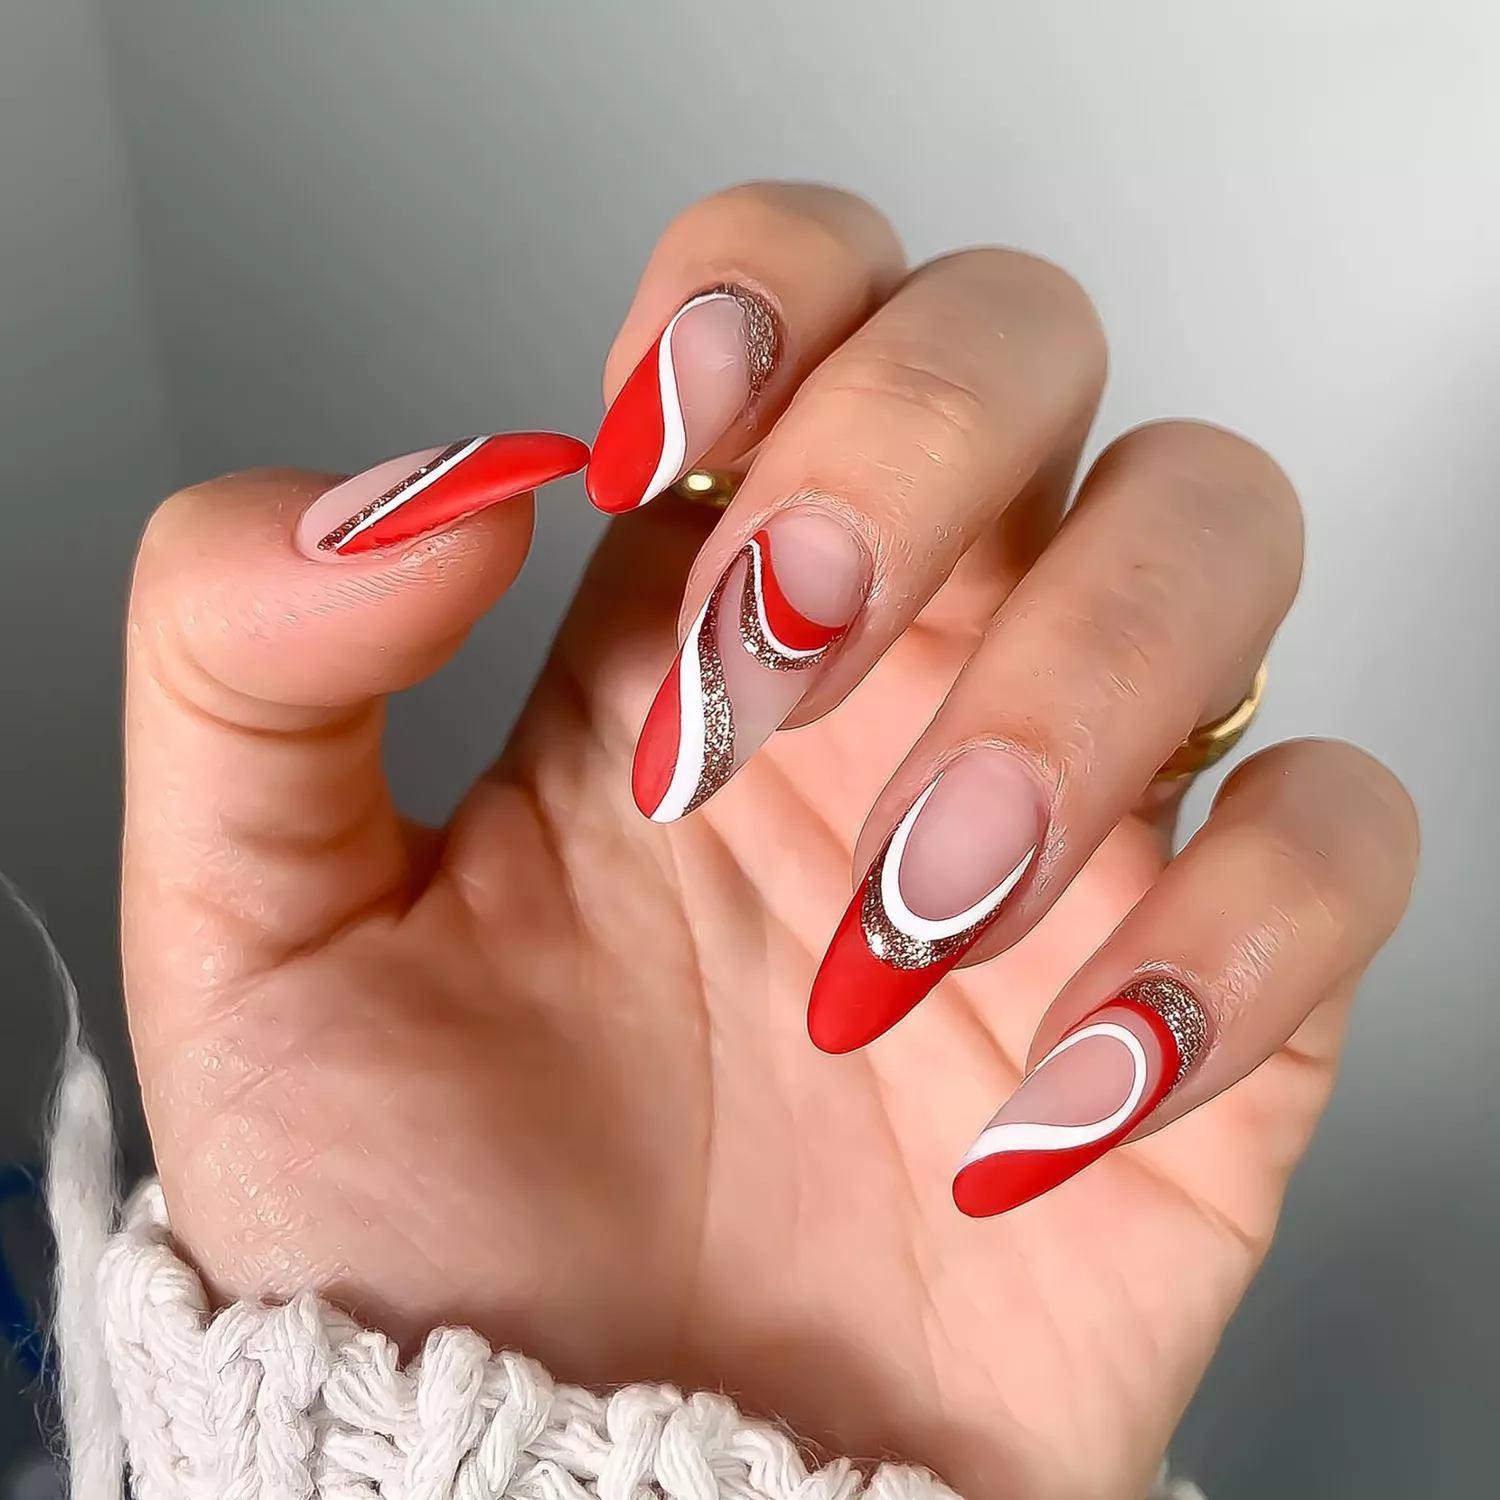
[952,738,1419,1218]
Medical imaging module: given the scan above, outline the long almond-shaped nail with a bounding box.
[807,750,1045,1053]
[633,511,868,821]
[297,432,589,558]
[952,976,1208,1217]
[586,287,777,515]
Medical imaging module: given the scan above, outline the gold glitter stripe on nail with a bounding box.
[859,834,1001,972]
[317,439,475,552]
[679,571,736,817]
[859,854,989,971]
[700,283,780,402]
[1123,975,1209,1081]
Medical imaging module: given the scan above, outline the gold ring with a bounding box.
[1154,663,1268,783]
[670,469,742,509]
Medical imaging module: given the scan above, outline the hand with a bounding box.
[122,183,1417,1500]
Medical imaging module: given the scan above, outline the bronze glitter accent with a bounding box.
[701,283,780,402]
[857,850,989,972]
[679,572,736,817]
[737,538,834,672]
[1123,975,1209,1082]
[317,438,476,552]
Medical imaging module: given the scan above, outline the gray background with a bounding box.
[1,1,1496,1495]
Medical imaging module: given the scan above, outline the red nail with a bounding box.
[586,288,776,516]
[951,977,1208,1218]
[807,753,1044,1053]
[299,432,588,558]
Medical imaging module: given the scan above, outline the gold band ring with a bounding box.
[1153,663,1269,783]
[670,469,742,509]
[671,470,1266,782]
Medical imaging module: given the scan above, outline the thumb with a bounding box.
[123,437,585,1045]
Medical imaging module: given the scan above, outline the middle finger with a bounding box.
[632,247,1108,824]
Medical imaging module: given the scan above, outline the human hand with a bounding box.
[122,183,1417,1500]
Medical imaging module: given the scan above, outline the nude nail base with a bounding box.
[952,976,1208,1218]
[298,431,588,558]
[807,756,1043,1053]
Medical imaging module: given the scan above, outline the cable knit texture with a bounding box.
[96,1183,1203,1500]
[101,1184,958,1500]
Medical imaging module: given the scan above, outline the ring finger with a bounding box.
[952,737,1418,1217]
[807,420,1305,1052]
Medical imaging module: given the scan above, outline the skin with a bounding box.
[121,185,1419,1500]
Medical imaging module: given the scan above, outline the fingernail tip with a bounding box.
[805,987,887,1054]
[806,1017,861,1055]
[951,1163,1039,1219]
[951,1186,991,1219]
[584,464,642,516]
[805,903,925,1054]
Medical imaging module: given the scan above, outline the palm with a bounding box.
[132,504,1331,1500]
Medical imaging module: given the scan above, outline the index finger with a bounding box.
[585,181,905,514]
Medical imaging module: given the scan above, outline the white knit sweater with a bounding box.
[34,942,1200,1500]
[64,1181,1202,1500]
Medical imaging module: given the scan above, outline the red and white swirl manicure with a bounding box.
[952,976,1209,1218]
[586,287,778,516]
[632,512,867,822]
[297,432,589,558]
[807,750,1046,1054]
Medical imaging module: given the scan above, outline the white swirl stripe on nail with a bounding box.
[746,535,826,660]
[878,777,1035,944]
[642,291,731,506]
[336,436,488,548]
[651,595,714,824]
[957,1022,1149,1167]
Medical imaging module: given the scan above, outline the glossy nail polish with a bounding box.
[634,512,867,820]
[952,976,1208,1217]
[586,286,777,515]
[297,432,588,558]
[807,751,1045,1053]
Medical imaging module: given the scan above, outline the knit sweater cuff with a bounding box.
[93,1182,1202,1500]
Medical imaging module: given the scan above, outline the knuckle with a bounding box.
[1116,420,1302,532]
[1092,420,1306,597]
[1223,739,1421,931]
[1294,739,1419,842]
[916,247,1108,377]
[922,246,1095,313]
[1237,822,1333,910]
[1106,418,1276,481]
[817,346,991,457]
[1235,825,1350,957]
[670,182,901,274]
[1046,564,1199,705]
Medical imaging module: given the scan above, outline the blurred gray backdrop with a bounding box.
[2,2,1497,1496]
